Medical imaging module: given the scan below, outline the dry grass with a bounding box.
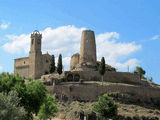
[118,103,160,119]
[53,101,160,120]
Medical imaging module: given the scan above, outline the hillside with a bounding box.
[46,81,160,120]
[53,101,160,120]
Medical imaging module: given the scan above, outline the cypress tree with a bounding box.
[57,54,63,75]
[49,55,55,73]
[98,57,106,85]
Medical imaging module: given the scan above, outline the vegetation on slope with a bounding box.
[0,72,58,120]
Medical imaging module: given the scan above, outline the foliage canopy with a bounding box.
[93,94,118,118]
[49,55,55,73]
[0,91,26,120]
[134,66,146,79]
[38,94,58,120]
[0,73,57,120]
[57,54,63,75]
[98,57,106,76]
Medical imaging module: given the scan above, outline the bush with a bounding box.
[25,81,47,114]
[38,94,58,120]
[0,72,25,93]
[93,94,118,119]
[0,91,26,120]
[0,73,58,119]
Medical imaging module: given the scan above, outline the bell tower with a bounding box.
[30,30,42,53]
[29,30,42,79]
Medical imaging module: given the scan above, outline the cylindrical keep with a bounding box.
[80,30,97,65]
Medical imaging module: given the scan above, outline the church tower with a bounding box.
[29,30,42,79]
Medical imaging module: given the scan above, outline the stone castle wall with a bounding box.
[41,54,52,74]
[14,54,51,79]
[64,71,149,86]
[14,57,29,79]
[52,82,160,102]
[70,53,80,71]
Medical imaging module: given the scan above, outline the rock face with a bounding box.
[70,30,97,71]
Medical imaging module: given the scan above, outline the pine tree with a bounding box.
[57,54,63,75]
[49,55,55,73]
[93,94,118,119]
[134,66,146,79]
[98,57,106,85]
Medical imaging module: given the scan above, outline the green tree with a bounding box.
[98,57,106,85]
[0,91,26,120]
[0,72,25,93]
[57,54,63,75]
[25,81,47,115]
[93,94,118,119]
[38,94,58,120]
[134,66,146,79]
[0,73,58,119]
[149,77,153,82]
[49,55,55,74]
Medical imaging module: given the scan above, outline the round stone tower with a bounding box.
[79,30,97,70]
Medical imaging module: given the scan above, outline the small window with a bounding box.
[46,60,48,63]
[32,39,34,44]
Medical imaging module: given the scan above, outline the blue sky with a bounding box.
[0,0,160,84]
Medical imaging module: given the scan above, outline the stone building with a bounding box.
[70,30,116,71]
[14,30,52,79]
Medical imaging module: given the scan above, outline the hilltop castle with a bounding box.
[14,29,116,80]
[14,30,52,79]
[14,29,160,110]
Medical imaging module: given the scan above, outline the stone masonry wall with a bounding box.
[80,30,97,65]
[52,82,160,102]
[14,57,29,79]
[65,71,149,86]
[70,53,80,71]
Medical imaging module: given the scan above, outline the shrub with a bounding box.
[38,94,58,120]
[93,94,118,119]
[0,91,26,120]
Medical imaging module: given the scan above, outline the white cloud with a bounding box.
[151,35,159,40]
[2,25,141,71]
[0,23,10,30]
[96,32,141,71]
[0,66,3,72]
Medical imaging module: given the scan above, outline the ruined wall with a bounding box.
[53,83,160,102]
[70,53,80,71]
[64,71,148,86]
[14,57,29,79]
[41,54,52,74]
